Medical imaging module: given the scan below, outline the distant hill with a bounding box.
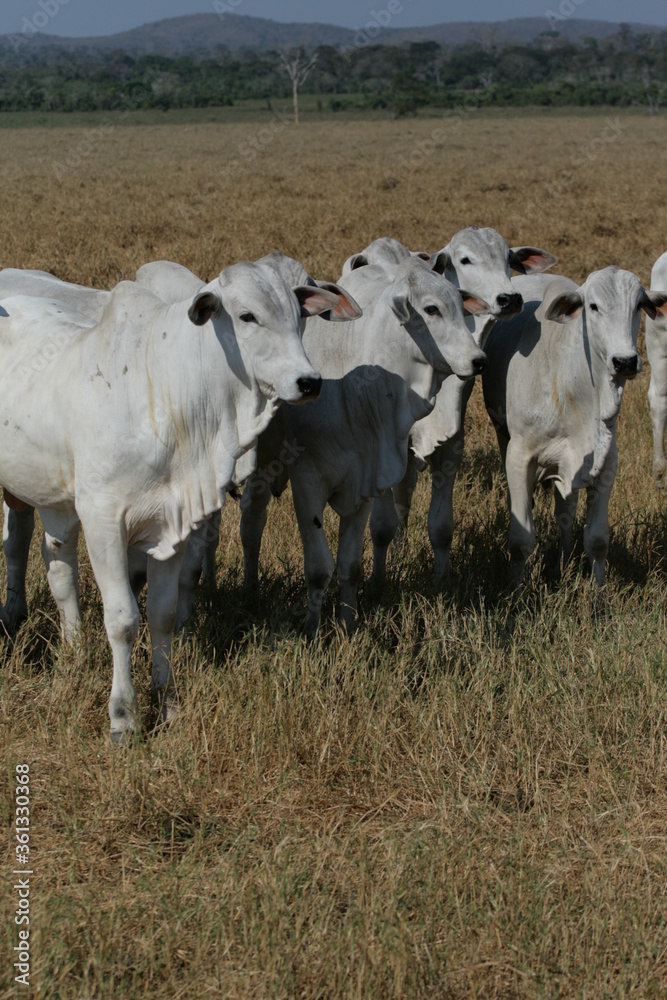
[1,13,665,57]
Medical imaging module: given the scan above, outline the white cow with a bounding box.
[1,256,360,632]
[366,227,558,584]
[482,267,667,591]
[240,257,488,637]
[644,251,667,481]
[0,262,337,740]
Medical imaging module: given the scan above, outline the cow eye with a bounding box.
[460,257,472,265]
[590,303,599,313]
[239,312,257,323]
[424,305,441,317]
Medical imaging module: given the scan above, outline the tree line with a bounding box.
[0,27,665,115]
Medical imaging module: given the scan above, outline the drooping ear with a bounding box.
[315,281,363,321]
[429,250,452,276]
[390,294,411,323]
[293,285,341,318]
[188,290,221,326]
[545,290,584,323]
[641,289,667,323]
[412,251,432,262]
[459,290,491,316]
[509,247,559,275]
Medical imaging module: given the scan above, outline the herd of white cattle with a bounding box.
[0,229,666,742]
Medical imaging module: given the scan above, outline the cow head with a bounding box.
[341,237,431,276]
[430,226,558,325]
[386,258,488,380]
[187,261,340,404]
[545,267,667,382]
[257,251,362,324]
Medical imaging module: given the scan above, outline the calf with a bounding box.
[240,258,488,636]
[482,267,667,590]
[366,227,557,584]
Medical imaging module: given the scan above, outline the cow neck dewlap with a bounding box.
[158,311,279,459]
[474,313,497,349]
[549,328,621,493]
[359,306,437,404]
[410,376,469,465]
[582,322,627,425]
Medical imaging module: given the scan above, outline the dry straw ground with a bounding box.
[1,109,667,998]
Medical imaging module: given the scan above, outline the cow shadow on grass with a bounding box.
[169,433,667,670]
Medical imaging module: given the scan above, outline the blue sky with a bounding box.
[2,1,666,38]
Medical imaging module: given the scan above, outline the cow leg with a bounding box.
[648,370,667,482]
[41,518,82,643]
[369,492,398,588]
[584,447,617,589]
[369,454,419,586]
[3,503,35,629]
[147,546,187,725]
[175,512,221,629]
[393,449,419,537]
[79,515,140,742]
[291,476,334,640]
[551,489,578,580]
[127,547,147,602]
[505,442,537,592]
[490,417,511,471]
[240,472,274,595]
[201,509,221,596]
[428,433,464,584]
[337,501,372,634]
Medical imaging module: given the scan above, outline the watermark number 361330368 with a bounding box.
[14,764,32,988]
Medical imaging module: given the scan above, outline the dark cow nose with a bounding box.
[297,375,322,399]
[472,355,487,375]
[612,354,638,376]
[497,292,523,315]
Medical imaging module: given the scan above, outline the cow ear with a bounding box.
[390,294,411,323]
[347,253,369,271]
[641,290,667,322]
[510,247,559,275]
[460,291,491,316]
[315,281,363,321]
[188,291,220,326]
[429,250,452,275]
[293,285,341,318]
[412,251,432,262]
[545,291,584,323]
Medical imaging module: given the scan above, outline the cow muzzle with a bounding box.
[495,292,523,317]
[611,354,641,379]
[295,374,322,401]
[456,353,487,380]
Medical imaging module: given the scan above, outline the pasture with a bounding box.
[1,109,667,998]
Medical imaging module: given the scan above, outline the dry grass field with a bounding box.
[1,109,667,998]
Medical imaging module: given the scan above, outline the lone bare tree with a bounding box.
[278,48,318,125]
[641,66,665,115]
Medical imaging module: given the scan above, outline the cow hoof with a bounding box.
[366,574,385,603]
[151,687,179,727]
[337,613,358,637]
[433,568,452,590]
[302,612,321,642]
